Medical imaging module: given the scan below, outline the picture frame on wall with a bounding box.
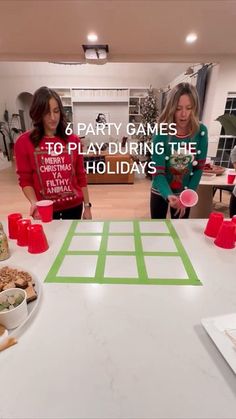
[95,112,109,128]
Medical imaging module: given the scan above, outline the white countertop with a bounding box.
[200,168,236,186]
[0,219,236,419]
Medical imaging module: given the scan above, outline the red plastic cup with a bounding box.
[179,189,198,207]
[214,221,235,249]
[8,213,22,239]
[36,200,53,223]
[204,212,224,238]
[27,224,49,254]
[227,170,236,184]
[17,218,31,246]
[231,216,236,241]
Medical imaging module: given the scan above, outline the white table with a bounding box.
[191,169,235,218]
[0,220,236,419]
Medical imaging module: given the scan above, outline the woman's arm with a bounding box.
[188,125,208,190]
[22,186,40,219]
[74,136,92,219]
[151,135,173,199]
[14,135,40,219]
[81,186,92,220]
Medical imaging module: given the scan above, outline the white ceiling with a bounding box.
[1,0,236,62]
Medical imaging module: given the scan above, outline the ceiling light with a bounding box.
[82,44,109,64]
[84,49,98,60]
[87,33,98,42]
[185,33,198,44]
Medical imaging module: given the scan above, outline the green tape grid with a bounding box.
[45,220,78,283]
[45,220,201,285]
[93,221,109,283]
[133,220,148,284]
[165,220,201,285]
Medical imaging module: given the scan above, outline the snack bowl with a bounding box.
[0,288,28,329]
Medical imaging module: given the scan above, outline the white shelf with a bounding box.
[52,86,149,138]
[72,97,128,103]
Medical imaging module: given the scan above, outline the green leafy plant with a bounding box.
[139,88,159,178]
[216,114,236,136]
[140,87,159,142]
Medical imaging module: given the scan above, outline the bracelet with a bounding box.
[84,202,92,208]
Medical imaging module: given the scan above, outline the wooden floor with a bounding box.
[0,164,230,219]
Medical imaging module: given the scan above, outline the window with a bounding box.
[215,94,236,168]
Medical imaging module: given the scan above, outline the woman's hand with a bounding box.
[29,203,40,220]
[174,205,186,218]
[167,195,186,218]
[167,195,180,209]
[82,207,92,220]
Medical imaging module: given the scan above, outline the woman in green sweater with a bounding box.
[151,82,208,219]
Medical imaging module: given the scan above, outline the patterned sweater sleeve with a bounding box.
[74,136,87,188]
[188,124,208,191]
[14,133,34,188]
[151,135,173,199]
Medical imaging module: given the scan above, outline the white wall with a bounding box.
[204,59,236,133]
[73,102,128,144]
[1,59,236,158]
[163,61,236,157]
[201,64,220,156]
[0,62,188,114]
[0,61,189,152]
[201,59,236,156]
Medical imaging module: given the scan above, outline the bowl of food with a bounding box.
[0,288,28,329]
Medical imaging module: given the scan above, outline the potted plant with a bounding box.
[216,113,236,136]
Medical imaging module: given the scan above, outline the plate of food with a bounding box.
[203,164,226,176]
[0,266,41,339]
[201,313,236,374]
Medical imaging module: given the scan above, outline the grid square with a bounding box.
[141,236,177,253]
[57,255,98,277]
[107,236,135,251]
[139,221,169,234]
[68,235,101,251]
[109,222,134,233]
[104,255,138,278]
[144,256,188,279]
[75,222,104,234]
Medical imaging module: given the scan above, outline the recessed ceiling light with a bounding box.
[87,33,98,42]
[185,33,198,44]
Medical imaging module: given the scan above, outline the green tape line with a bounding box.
[45,220,201,286]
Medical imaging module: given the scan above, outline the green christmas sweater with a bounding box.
[151,123,208,199]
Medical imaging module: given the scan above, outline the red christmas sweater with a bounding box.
[15,131,87,212]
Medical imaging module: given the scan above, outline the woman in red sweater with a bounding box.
[15,86,92,220]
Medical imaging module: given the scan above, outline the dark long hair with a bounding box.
[29,86,68,147]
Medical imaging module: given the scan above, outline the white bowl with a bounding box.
[0,288,28,329]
